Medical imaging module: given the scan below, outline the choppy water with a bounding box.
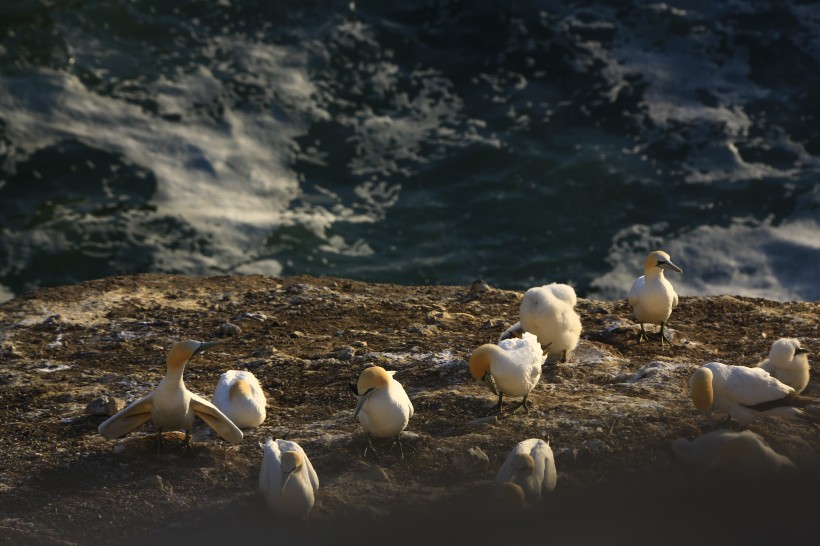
[1,0,819,303]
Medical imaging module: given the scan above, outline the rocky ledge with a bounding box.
[0,274,818,545]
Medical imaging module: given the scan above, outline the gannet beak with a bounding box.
[193,340,223,356]
[795,347,809,355]
[281,469,295,494]
[353,388,375,420]
[484,373,498,396]
[658,260,682,273]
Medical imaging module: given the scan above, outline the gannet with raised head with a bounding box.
[498,283,582,362]
[353,366,414,457]
[496,438,557,502]
[212,369,267,428]
[689,362,819,427]
[672,430,797,476]
[98,340,243,451]
[259,438,319,519]
[469,332,543,415]
[628,250,682,344]
[757,338,810,393]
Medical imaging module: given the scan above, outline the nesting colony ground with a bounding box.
[1,274,818,545]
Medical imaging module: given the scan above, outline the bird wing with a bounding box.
[725,366,794,406]
[98,393,154,439]
[627,276,644,308]
[190,392,244,443]
[672,289,678,308]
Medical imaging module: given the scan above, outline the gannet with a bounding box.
[628,250,682,344]
[490,481,527,510]
[495,438,557,502]
[689,362,819,427]
[98,340,243,451]
[469,332,544,415]
[756,338,810,393]
[672,430,797,475]
[499,283,582,362]
[259,438,319,519]
[353,366,414,457]
[212,369,267,428]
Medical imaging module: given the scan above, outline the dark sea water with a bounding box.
[1,0,819,303]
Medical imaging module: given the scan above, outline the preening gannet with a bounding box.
[673,430,797,476]
[628,250,682,344]
[496,438,557,502]
[499,283,582,363]
[491,481,527,510]
[353,366,414,458]
[757,338,810,393]
[689,362,819,427]
[98,340,243,451]
[469,333,543,415]
[212,370,267,428]
[259,438,319,519]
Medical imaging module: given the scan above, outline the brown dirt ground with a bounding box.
[0,274,818,545]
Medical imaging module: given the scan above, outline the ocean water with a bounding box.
[1,0,818,303]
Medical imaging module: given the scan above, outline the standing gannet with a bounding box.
[496,438,557,502]
[259,438,319,519]
[499,283,582,363]
[98,340,243,451]
[756,338,810,393]
[689,362,819,427]
[212,370,267,428]
[628,250,682,344]
[469,332,543,415]
[353,366,414,457]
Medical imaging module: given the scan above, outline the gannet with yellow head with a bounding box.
[628,250,682,344]
[469,332,543,415]
[498,283,582,363]
[353,366,414,457]
[756,338,810,393]
[496,438,557,502]
[98,340,243,451]
[212,369,267,428]
[259,438,319,519]
[689,362,819,427]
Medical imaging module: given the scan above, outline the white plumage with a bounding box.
[212,370,267,428]
[259,438,319,519]
[672,430,796,476]
[469,333,544,414]
[354,366,414,440]
[499,283,582,362]
[757,338,810,393]
[98,340,243,449]
[689,362,803,426]
[496,438,557,502]
[628,250,682,343]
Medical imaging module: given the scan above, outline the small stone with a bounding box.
[454,446,489,475]
[336,346,356,360]
[356,465,390,483]
[470,279,492,294]
[218,322,241,337]
[291,330,305,338]
[86,395,125,416]
[140,475,164,490]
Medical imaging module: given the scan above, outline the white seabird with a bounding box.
[469,332,543,415]
[496,438,557,502]
[98,340,243,451]
[212,369,267,428]
[628,250,682,344]
[499,283,582,362]
[672,429,797,476]
[689,362,818,427]
[756,338,810,393]
[353,366,414,457]
[259,438,319,519]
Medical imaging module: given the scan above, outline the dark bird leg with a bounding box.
[484,393,504,416]
[638,323,650,343]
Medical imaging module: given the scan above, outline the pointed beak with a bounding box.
[659,260,682,274]
[281,469,295,494]
[193,340,223,357]
[484,373,498,396]
[353,387,375,421]
[795,347,809,355]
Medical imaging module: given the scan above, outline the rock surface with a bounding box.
[0,274,818,544]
